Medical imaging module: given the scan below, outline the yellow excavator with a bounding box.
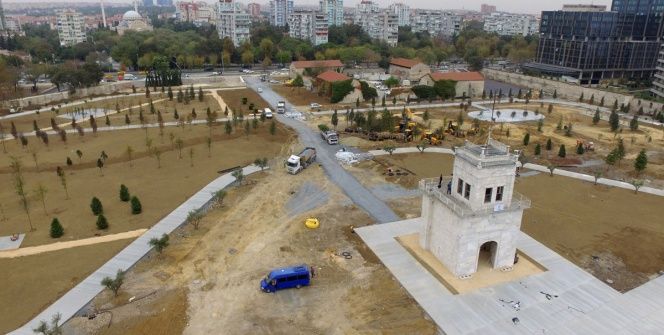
[423,130,441,145]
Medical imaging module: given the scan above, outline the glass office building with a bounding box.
[524,0,664,85]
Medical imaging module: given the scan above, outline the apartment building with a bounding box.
[56,9,86,46]
[269,0,293,27]
[483,12,539,36]
[288,10,328,46]
[354,1,398,46]
[216,0,251,46]
[411,10,462,37]
[389,2,410,27]
[319,0,343,26]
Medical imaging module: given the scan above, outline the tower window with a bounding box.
[457,178,463,195]
[496,186,504,202]
[484,188,493,203]
[464,183,471,200]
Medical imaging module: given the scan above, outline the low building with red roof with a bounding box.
[314,71,351,96]
[388,58,431,83]
[419,71,485,98]
[289,60,344,78]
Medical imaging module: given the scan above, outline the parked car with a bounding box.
[310,103,322,110]
[269,79,280,84]
[264,108,273,119]
[257,87,263,93]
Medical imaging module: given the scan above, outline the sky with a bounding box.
[7,0,614,15]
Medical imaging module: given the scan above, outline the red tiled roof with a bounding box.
[292,60,344,69]
[429,71,484,82]
[389,58,421,69]
[316,70,350,82]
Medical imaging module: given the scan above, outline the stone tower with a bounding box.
[419,138,530,278]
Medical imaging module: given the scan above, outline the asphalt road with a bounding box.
[244,76,401,224]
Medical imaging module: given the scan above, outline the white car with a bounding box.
[310,103,322,110]
[264,108,273,119]
[257,87,263,93]
[269,79,280,84]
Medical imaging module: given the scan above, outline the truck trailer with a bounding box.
[286,147,316,174]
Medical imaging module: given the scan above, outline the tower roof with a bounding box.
[455,138,519,168]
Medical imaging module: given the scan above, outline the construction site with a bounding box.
[2,74,664,335]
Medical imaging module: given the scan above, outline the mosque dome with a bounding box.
[122,10,142,21]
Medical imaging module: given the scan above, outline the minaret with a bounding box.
[100,0,107,28]
[134,0,139,12]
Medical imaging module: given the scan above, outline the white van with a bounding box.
[264,108,273,119]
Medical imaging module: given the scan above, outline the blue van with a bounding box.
[260,264,311,293]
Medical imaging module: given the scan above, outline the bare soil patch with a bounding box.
[353,153,664,292]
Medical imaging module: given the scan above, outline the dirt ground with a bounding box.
[350,153,664,292]
[65,164,436,335]
[217,88,270,116]
[0,122,293,247]
[0,238,132,334]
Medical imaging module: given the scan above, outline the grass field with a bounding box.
[361,153,664,291]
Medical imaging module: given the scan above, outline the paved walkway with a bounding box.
[245,76,400,224]
[368,147,664,197]
[356,218,649,335]
[12,165,264,334]
[0,229,147,258]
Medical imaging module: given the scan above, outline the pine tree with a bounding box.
[523,133,530,146]
[609,110,620,132]
[270,120,276,135]
[331,110,338,129]
[225,120,232,134]
[96,214,108,230]
[634,149,648,173]
[546,138,553,151]
[576,142,585,155]
[167,87,173,101]
[534,143,541,155]
[50,218,64,238]
[629,115,639,131]
[547,104,553,114]
[90,197,103,215]
[558,144,566,158]
[131,196,142,214]
[198,87,204,102]
[592,109,600,125]
[120,184,130,202]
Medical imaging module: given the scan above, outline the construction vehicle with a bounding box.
[423,131,442,145]
[445,121,465,137]
[577,139,595,151]
[277,101,286,114]
[286,147,317,174]
[321,130,339,145]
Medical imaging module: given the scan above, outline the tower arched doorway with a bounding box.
[477,241,499,271]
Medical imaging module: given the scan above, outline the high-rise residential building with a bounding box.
[247,3,261,18]
[157,0,174,6]
[288,10,328,46]
[56,9,86,46]
[525,0,664,85]
[176,1,215,25]
[389,3,410,27]
[319,0,343,26]
[411,10,462,37]
[269,0,293,27]
[143,0,154,6]
[354,1,398,46]
[480,4,496,14]
[0,0,5,31]
[217,0,251,46]
[483,12,539,36]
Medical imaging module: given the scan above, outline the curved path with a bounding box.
[12,165,265,334]
[369,147,664,197]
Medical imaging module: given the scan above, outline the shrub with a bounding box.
[318,124,330,132]
[90,197,103,215]
[50,218,64,238]
[359,81,378,100]
[131,196,142,214]
[149,234,170,253]
[119,184,130,202]
[96,214,108,230]
[330,79,354,103]
[411,85,437,100]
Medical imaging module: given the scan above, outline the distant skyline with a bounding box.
[4,0,614,15]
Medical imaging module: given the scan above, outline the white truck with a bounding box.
[277,101,286,114]
[320,130,339,145]
[286,147,317,174]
